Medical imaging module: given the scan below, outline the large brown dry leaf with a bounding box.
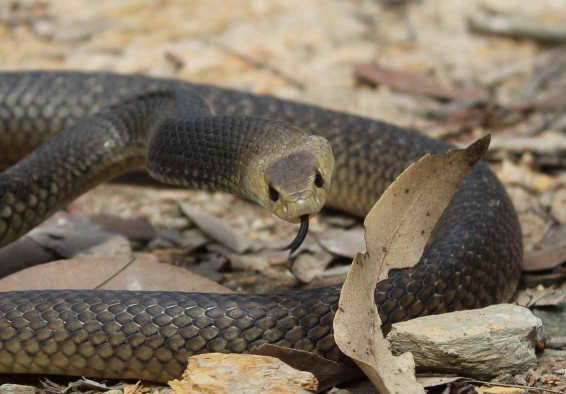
[334,136,490,393]
[0,253,232,293]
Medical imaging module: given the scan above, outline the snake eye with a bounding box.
[269,186,279,202]
[314,172,324,188]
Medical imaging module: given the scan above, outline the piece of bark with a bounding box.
[334,135,491,393]
[168,353,318,394]
[387,304,542,379]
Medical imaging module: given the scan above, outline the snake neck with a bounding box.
[0,88,333,247]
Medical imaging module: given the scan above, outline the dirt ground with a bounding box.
[0,0,565,393]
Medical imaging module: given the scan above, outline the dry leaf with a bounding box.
[311,227,366,258]
[334,136,490,393]
[291,251,334,283]
[0,236,57,278]
[27,212,131,257]
[0,211,131,278]
[178,203,252,253]
[532,289,566,307]
[207,243,288,272]
[523,224,566,272]
[0,253,233,293]
[516,285,561,308]
[89,214,158,242]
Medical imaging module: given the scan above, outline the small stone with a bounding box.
[168,353,318,394]
[387,304,542,379]
[0,384,36,394]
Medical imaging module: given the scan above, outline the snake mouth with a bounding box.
[280,214,309,256]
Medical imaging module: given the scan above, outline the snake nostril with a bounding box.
[314,172,324,188]
[268,186,279,202]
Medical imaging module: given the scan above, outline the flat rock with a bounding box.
[168,353,318,394]
[387,304,542,379]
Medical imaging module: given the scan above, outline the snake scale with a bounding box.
[0,71,522,382]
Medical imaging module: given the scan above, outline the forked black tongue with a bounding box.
[280,214,309,258]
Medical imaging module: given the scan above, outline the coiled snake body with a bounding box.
[0,72,522,382]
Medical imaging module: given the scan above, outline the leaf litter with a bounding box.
[2,0,566,391]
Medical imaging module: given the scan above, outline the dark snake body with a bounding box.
[0,72,522,382]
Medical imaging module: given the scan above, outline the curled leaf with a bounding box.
[334,136,490,393]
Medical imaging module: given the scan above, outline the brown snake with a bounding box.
[0,71,522,382]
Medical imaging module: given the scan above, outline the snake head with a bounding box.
[264,136,334,224]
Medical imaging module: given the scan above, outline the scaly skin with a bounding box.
[0,71,523,382]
